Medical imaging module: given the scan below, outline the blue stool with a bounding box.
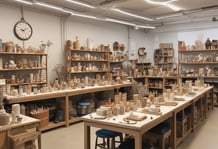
[95,129,123,149]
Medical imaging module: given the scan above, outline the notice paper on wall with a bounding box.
[129,39,136,60]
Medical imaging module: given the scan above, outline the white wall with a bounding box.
[0,3,152,81]
[128,29,154,62]
[149,20,218,66]
[0,4,62,81]
[2,3,218,81]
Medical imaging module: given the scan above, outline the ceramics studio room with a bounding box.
[0,0,218,149]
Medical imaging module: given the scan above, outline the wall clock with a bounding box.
[138,47,145,56]
[13,17,33,41]
[154,49,162,64]
[138,47,146,63]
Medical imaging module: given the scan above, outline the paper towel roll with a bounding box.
[12,104,20,117]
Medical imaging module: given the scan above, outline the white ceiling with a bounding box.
[2,0,218,28]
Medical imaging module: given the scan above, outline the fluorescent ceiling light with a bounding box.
[73,13,97,19]
[105,18,155,29]
[156,13,183,19]
[61,9,74,14]
[145,0,182,11]
[166,4,181,11]
[105,18,135,26]
[145,0,179,5]
[111,8,153,21]
[35,2,96,19]
[15,0,33,5]
[65,0,95,9]
[35,2,63,11]
[136,25,155,29]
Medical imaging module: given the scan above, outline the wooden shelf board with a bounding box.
[180,76,218,79]
[179,49,218,52]
[0,52,47,55]
[70,71,108,74]
[176,137,183,146]
[149,87,163,89]
[134,77,145,79]
[40,121,66,131]
[136,62,151,65]
[71,60,108,62]
[0,67,47,71]
[110,61,123,63]
[69,117,82,124]
[179,62,218,64]
[71,49,108,53]
[184,129,192,138]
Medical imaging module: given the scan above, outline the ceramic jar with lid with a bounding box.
[6,41,14,53]
[0,108,10,126]
[205,38,212,49]
[73,37,80,50]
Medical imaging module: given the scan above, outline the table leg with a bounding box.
[134,133,142,149]
[84,123,90,149]
[171,112,176,149]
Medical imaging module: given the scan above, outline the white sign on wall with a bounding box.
[129,39,136,60]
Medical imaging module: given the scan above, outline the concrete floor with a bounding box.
[42,108,218,149]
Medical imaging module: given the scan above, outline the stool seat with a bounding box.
[96,129,122,138]
[95,129,123,149]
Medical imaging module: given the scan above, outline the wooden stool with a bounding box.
[143,123,171,149]
[95,129,123,149]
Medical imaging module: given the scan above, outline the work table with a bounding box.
[0,115,41,149]
[82,86,214,149]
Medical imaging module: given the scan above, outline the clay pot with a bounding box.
[0,110,10,126]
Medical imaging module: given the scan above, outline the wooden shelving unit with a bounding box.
[178,42,218,79]
[0,51,47,89]
[174,88,214,147]
[178,41,218,107]
[135,62,151,77]
[65,41,110,83]
[154,43,174,71]
[145,76,178,95]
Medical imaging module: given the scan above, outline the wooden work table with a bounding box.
[82,86,214,149]
[5,82,132,104]
[4,82,132,131]
[0,115,41,149]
